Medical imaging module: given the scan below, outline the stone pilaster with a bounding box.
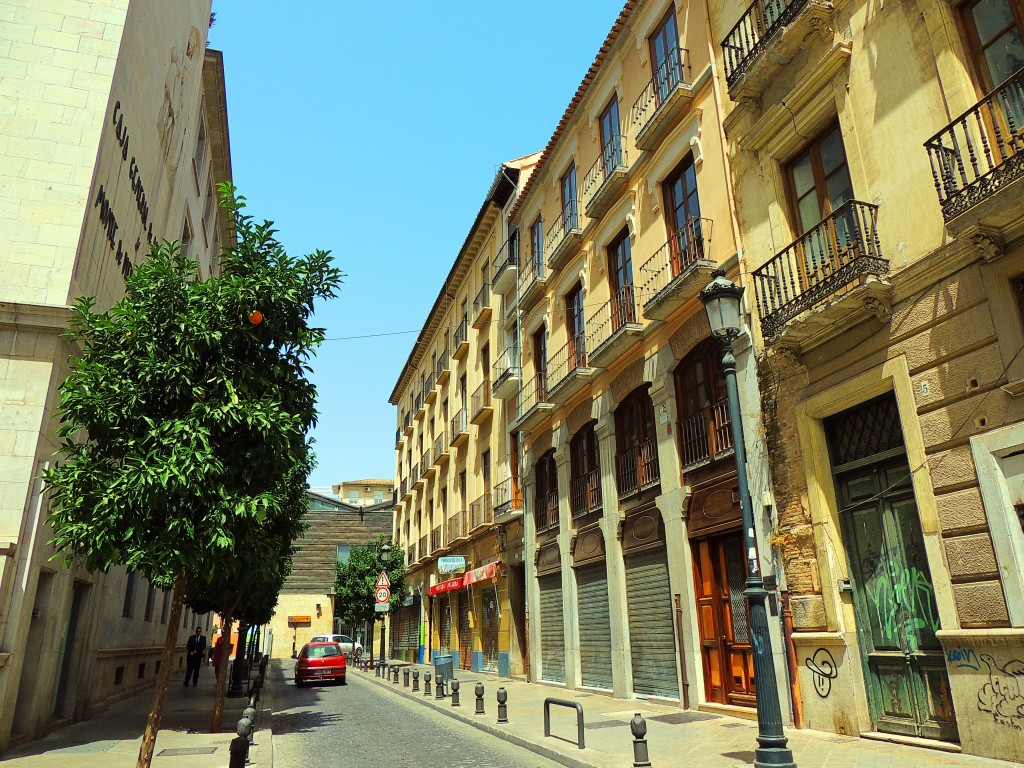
[553,426,580,689]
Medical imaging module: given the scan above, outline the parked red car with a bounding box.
[294,642,346,686]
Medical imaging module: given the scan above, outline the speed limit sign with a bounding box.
[375,586,390,603]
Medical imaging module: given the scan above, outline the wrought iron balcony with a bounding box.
[447,511,466,544]
[471,379,492,425]
[583,139,630,218]
[570,468,602,518]
[418,534,429,562]
[493,476,523,520]
[423,371,437,404]
[544,201,583,271]
[631,48,693,151]
[678,397,734,470]
[403,411,413,436]
[473,284,492,329]
[395,428,402,447]
[547,334,592,401]
[925,67,1024,224]
[586,284,642,367]
[512,372,554,433]
[493,235,519,296]
[518,243,548,309]
[751,200,888,341]
[420,449,432,477]
[406,545,415,566]
[400,477,409,498]
[411,462,421,489]
[639,219,714,321]
[414,391,425,419]
[492,348,521,400]
[536,489,560,533]
[436,348,450,385]
[452,317,470,360]
[431,525,443,554]
[450,408,469,447]
[470,493,493,531]
[433,432,448,465]
[615,438,661,499]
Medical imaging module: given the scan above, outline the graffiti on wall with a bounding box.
[978,654,1024,732]
[806,647,838,698]
[863,561,940,650]
[946,646,981,671]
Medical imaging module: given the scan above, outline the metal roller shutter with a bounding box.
[576,563,613,690]
[481,586,499,672]
[439,595,452,653]
[538,574,564,683]
[626,548,678,699]
[458,591,471,670]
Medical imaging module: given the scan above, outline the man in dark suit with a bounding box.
[184,626,207,687]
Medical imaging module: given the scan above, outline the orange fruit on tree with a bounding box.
[247,309,263,325]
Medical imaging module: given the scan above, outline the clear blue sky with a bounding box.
[211,2,625,488]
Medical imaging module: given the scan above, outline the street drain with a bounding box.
[156,747,218,756]
[649,712,719,725]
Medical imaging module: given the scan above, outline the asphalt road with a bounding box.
[271,662,563,768]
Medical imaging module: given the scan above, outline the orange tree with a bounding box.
[44,186,341,768]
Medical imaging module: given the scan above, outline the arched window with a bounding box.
[570,421,602,517]
[674,340,733,469]
[614,386,660,498]
[534,450,558,531]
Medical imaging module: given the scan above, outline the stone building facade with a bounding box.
[0,0,230,752]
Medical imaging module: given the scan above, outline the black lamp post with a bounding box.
[379,542,391,669]
[700,268,796,768]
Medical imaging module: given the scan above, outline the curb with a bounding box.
[354,667,600,768]
[258,671,273,768]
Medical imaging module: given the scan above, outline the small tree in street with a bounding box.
[333,535,407,662]
[44,187,341,768]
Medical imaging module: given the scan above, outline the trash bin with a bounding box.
[434,654,454,684]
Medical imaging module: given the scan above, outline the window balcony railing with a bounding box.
[631,47,691,140]
[447,510,466,542]
[615,438,661,499]
[400,477,409,497]
[431,525,443,554]
[570,468,602,518]
[582,139,629,217]
[411,462,419,482]
[470,493,493,531]
[493,235,520,295]
[493,476,523,517]
[407,545,415,566]
[471,379,492,423]
[414,391,424,417]
[473,284,491,328]
[515,372,551,422]
[418,534,428,562]
[395,428,402,447]
[518,243,547,306]
[436,348,450,383]
[423,371,436,403]
[544,200,582,270]
[722,0,810,89]
[586,284,640,364]
[547,334,588,392]
[925,66,1024,222]
[450,408,468,444]
[420,449,431,476]
[403,411,412,433]
[452,317,469,359]
[433,432,447,461]
[638,219,713,315]
[536,489,560,532]
[678,396,734,469]
[751,200,887,340]
[492,347,521,399]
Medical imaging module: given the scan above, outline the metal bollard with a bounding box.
[630,713,652,768]
[242,706,257,736]
[450,679,460,707]
[475,682,485,715]
[228,735,249,768]
[435,676,445,699]
[497,687,508,723]
[412,669,420,692]
[393,666,400,684]
[423,671,432,696]
[375,662,381,678]
[403,668,410,687]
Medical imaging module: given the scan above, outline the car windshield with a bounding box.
[305,645,340,658]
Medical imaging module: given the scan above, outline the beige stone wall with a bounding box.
[267,592,333,660]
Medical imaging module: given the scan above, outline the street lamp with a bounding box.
[700,268,796,768]
[379,542,391,670]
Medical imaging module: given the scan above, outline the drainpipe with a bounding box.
[780,590,804,728]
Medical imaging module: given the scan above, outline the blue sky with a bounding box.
[211,1,626,488]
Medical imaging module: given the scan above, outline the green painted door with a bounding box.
[836,455,958,742]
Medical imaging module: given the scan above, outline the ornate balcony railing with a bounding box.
[678,397,734,469]
[587,284,639,353]
[470,493,493,530]
[436,348,449,378]
[638,219,713,302]
[925,66,1024,221]
[493,476,523,516]
[631,47,690,134]
[547,334,588,391]
[471,379,491,420]
[751,200,887,339]
[453,317,469,349]
[450,408,468,440]
[721,0,809,88]
[516,372,550,420]
[431,526,443,553]
[536,489,559,532]
[582,139,628,210]
[544,200,581,266]
[473,284,491,323]
[570,468,602,518]
[615,438,661,499]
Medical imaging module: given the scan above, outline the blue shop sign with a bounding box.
[438,556,467,574]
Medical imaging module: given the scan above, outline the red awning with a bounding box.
[429,576,464,595]
[463,561,500,585]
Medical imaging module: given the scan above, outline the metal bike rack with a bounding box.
[543,697,585,750]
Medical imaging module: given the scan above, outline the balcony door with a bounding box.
[649,9,681,103]
[561,165,578,232]
[615,386,658,496]
[533,326,547,397]
[674,341,730,469]
[566,282,586,366]
[963,0,1024,135]
[664,156,704,275]
[599,98,622,176]
[608,230,636,329]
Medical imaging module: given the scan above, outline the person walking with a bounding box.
[184,626,206,687]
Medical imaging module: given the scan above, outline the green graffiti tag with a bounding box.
[865,565,939,650]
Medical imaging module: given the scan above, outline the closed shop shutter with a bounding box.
[439,596,452,653]
[481,586,499,672]
[458,590,472,670]
[576,562,613,690]
[625,548,678,699]
[538,574,564,683]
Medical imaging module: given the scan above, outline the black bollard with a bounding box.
[242,706,257,736]
[497,687,508,723]
[392,666,399,684]
[435,676,445,699]
[475,682,485,715]
[630,713,652,768]
[228,735,249,768]
[404,668,410,687]
[424,671,432,696]
[375,662,381,678]
[451,679,461,707]
[412,669,420,692]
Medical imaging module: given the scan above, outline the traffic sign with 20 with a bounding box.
[375,586,391,603]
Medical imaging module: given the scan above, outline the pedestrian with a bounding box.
[184,626,206,687]
[212,633,227,680]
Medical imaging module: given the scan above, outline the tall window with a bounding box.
[459,470,467,509]
[663,156,704,269]
[787,123,853,235]
[561,164,578,232]
[482,449,492,495]
[144,583,155,622]
[566,282,585,364]
[534,450,558,530]
[531,217,544,274]
[570,421,601,516]
[122,571,136,618]
[160,590,170,624]
[608,229,635,327]
[614,386,660,496]
[674,341,732,467]
[599,97,622,176]
[963,0,1024,90]
[649,8,681,103]
[533,326,548,392]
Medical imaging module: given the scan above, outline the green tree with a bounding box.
[333,535,407,662]
[44,186,341,768]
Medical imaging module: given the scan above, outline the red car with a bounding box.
[294,642,346,686]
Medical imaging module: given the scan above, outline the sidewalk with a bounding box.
[359,660,1023,768]
[0,665,271,767]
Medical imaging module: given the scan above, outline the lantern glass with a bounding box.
[701,272,743,338]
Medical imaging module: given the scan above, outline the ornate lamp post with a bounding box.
[700,268,796,768]
[379,542,391,669]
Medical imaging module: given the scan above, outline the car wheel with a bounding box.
[295,679,305,688]
[340,676,347,685]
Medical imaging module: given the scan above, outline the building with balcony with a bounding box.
[0,1,230,753]
[333,478,395,507]
[389,154,539,673]
[504,0,787,714]
[710,0,1024,760]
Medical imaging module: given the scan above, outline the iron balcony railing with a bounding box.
[436,348,449,378]
[493,476,523,515]
[547,334,587,391]
[493,235,519,283]
[395,428,401,447]
[470,493,493,530]
[406,545,415,566]
[420,449,431,475]
[582,138,628,210]
[570,468,602,518]
[431,525,443,553]
[418,535,428,561]
[450,408,468,440]
[536,489,559,532]
[751,200,887,339]
[721,0,809,88]
[447,511,465,543]
[544,199,580,265]
[403,412,412,430]
[433,432,446,458]
[516,372,550,420]
[615,438,661,499]
[400,477,409,497]
[411,462,419,481]
[631,47,690,134]
[415,391,424,413]
[925,66,1024,221]
[678,397,734,469]
[473,284,490,322]
[586,284,639,353]
[453,317,469,349]
[638,219,713,303]
[518,241,545,296]
[493,347,519,390]
[422,371,435,398]
[471,379,491,420]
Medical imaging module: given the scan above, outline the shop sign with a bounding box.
[429,576,464,595]
[438,556,466,574]
[287,615,311,624]
[464,561,500,586]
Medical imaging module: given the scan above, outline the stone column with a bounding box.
[553,426,580,689]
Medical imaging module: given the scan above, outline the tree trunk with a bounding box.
[367,616,374,667]
[136,573,185,768]
[210,596,239,733]
[229,619,250,696]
